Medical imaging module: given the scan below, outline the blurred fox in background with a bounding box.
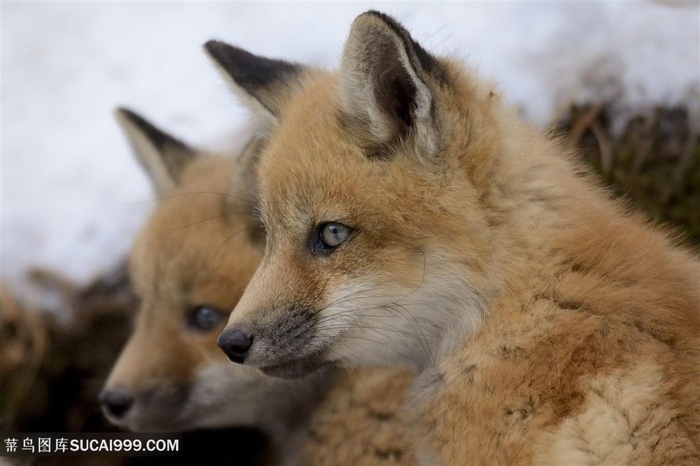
[100,109,329,464]
[101,109,416,466]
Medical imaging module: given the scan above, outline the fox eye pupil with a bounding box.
[189,305,226,332]
[314,222,353,254]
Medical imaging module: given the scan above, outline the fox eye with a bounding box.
[188,305,227,332]
[312,222,354,254]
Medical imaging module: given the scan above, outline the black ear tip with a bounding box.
[114,106,138,123]
[204,39,222,53]
[204,39,237,61]
[204,40,251,70]
[113,107,188,153]
[357,10,400,27]
[351,10,408,42]
[361,10,393,20]
[114,107,150,130]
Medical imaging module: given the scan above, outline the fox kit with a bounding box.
[215,11,700,465]
[100,109,330,460]
[102,108,416,465]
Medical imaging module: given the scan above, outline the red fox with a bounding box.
[100,109,330,458]
[101,108,416,465]
[213,11,700,465]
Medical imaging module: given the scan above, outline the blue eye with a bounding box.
[188,305,227,332]
[312,222,354,255]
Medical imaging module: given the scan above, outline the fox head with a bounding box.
[213,11,514,379]
[100,109,281,432]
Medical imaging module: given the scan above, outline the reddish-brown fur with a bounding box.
[220,12,700,465]
[104,112,417,465]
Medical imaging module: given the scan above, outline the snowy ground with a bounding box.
[2,1,699,295]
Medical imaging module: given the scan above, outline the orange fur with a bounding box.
[103,111,415,465]
[220,11,700,465]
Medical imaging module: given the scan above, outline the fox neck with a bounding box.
[259,369,335,456]
[404,114,595,392]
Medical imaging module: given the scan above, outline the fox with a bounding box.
[101,108,416,465]
[100,108,330,461]
[213,10,700,465]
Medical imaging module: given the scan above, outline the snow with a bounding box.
[2,1,699,293]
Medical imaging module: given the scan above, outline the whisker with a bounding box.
[325,334,417,365]
[149,214,229,238]
[384,302,444,386]
[316,322,429,338]
[212,227,258,261]
[276,289,377,338]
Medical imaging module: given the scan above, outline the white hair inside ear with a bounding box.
[339,12,441,157]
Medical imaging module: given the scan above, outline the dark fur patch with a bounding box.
[462,364,477,383]
[353,11,448,160]
[634,319,678,349]
[499,345,527,359]
[373,43,418,133]
[117,108,192,155]
[116,107,194,182]
[505,396,537,421]
[363,10,449,86]
[557,300,584,311]
[204,40,302,117]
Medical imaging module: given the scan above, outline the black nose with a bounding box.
[217,329,254,364]
[99,389,134,419]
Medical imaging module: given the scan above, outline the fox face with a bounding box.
[207,11,700,465]
[100,109,273,432]
[214,12,498,378]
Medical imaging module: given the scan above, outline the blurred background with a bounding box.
[3,1,699,293]
[2,1,699,464]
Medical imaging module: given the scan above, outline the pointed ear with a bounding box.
[115,108,196,197]
[340,11,447,157]
[204,40,309,127]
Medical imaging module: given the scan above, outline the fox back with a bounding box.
[215,11,700,465]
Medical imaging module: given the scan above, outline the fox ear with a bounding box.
[204,40,308,128]
[340,11,446,157]
[115,108,196,197]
